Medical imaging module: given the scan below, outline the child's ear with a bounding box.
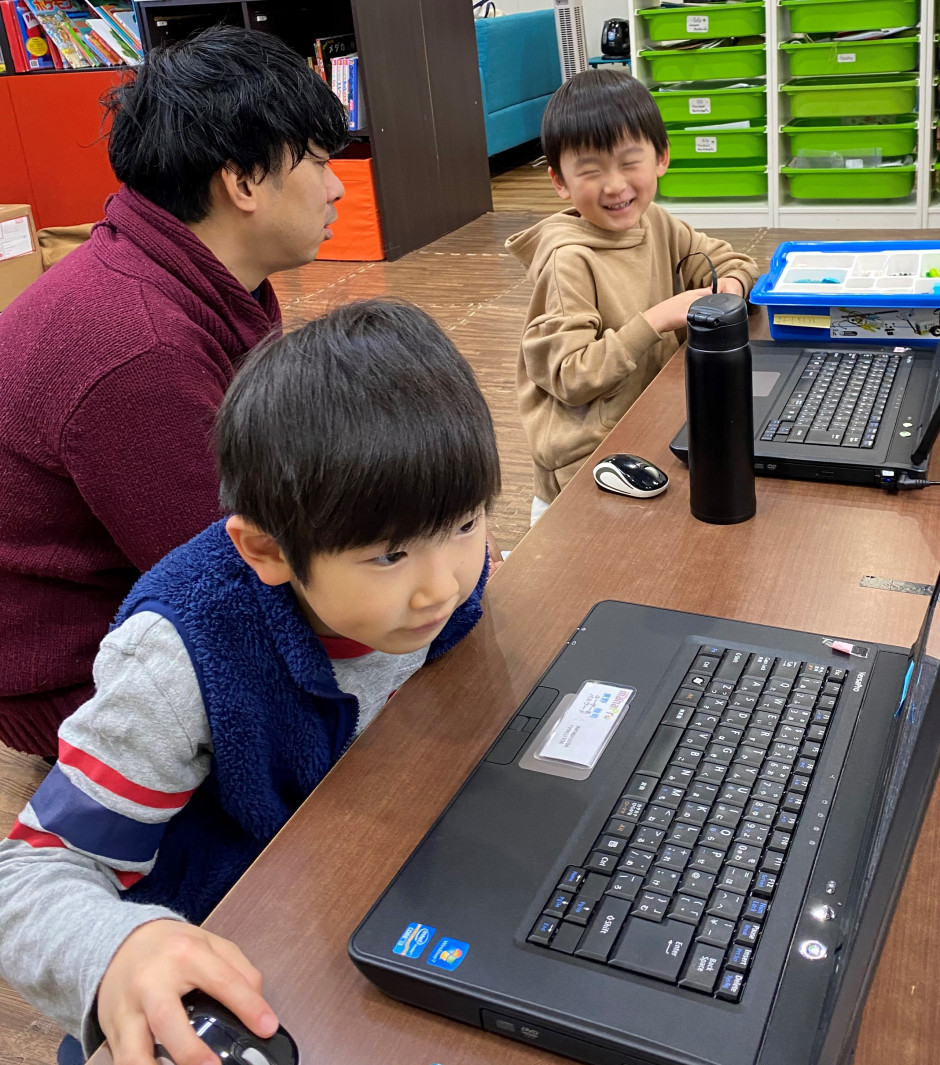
[548,166,571,201]
[656,148,670,177]
[225,515,293,586]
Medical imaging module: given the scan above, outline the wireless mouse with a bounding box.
[155,991,299,1065]
[593,454,668,498]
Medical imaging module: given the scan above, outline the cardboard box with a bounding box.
[0,204,43,312]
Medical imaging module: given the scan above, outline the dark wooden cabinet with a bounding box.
[134,0,493,259]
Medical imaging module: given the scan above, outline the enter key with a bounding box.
[608,917,693,982]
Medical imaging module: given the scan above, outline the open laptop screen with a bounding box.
[865,571,940,878]
[910,368,940,466]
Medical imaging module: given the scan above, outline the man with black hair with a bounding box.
[0,26,348,756]
[0,299,502,1065]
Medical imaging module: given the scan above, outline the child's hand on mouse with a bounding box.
[642,287,715,336]
[97,919,277,1065]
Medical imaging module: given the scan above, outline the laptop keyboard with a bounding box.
[527,645,849,1003]
[760,350,900,448]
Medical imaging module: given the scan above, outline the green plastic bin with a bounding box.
[651,82,767,123]
[781,163,916,200]
[640,43,766,83]
[779,35,919,77]
[782,115,918,156]
[667,126,768,161]
[780,0,919,34]
[780,75,919,119]
[658,162,768,199]
[637,2,765,42]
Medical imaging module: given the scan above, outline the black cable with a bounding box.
[674,251,718,296]
[894,474,936,489]
[885,474,940,491]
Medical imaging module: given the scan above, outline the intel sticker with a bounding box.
[393,922,436,958]
[427,937,469,970]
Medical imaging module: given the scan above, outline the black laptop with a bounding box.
[670,340,940,486]
[350,579,940,1065]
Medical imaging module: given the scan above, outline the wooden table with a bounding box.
[100,333,940,1065]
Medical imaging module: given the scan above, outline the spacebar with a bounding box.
[636,725,683,777]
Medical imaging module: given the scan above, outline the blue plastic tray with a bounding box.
[750,240,940,346]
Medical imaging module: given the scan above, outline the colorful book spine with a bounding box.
[81,20,120,63]
[348,55,359,130]
[1,0,29,70]
[11,0,56,68]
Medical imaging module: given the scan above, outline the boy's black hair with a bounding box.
[103,26,349,223]
[216,299,502,583]
[541,69,668,175]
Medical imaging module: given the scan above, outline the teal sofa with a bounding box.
[474,10,563,156]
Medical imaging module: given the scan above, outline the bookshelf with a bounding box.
[0,0,493,260]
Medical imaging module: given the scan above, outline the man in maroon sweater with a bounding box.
[0,27,348,755]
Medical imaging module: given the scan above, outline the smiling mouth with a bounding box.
[603,199,634,211]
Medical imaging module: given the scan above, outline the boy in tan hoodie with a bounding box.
[507,69,760,522]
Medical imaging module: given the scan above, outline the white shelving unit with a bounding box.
[626,0,937,229]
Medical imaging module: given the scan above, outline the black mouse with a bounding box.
[593,454,668,498]
[155,991,299,1065]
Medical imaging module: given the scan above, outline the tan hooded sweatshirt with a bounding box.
[506,202,760,502]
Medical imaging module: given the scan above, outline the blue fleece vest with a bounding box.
[112,520,486,923]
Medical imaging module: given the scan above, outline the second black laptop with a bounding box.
[670,339,940,487]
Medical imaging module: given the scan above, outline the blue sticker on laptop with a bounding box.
[427,937,469,970]
[393,922,436,958]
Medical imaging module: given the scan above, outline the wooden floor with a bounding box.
[1,152,935,1065]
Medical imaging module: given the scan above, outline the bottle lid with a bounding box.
[686,292,749,352]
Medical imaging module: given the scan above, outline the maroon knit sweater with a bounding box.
[0,186,281,755]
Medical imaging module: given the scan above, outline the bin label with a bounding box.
[836,52,856,63]
[695,136,718,153]
[689,97,711,114]
[687,14,709,32]
[773,314,830,328]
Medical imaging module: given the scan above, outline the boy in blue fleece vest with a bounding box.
[0,299,501,1065]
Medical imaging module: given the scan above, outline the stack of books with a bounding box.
[1,0,142,71]
[311,32,365,131]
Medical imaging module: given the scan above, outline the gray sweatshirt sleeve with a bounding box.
[0,612,211,1053]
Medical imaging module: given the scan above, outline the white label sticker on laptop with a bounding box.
[536,681,635,768]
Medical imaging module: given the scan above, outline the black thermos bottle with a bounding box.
[685,292,756,524]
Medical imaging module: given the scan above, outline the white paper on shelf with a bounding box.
[0,216,34,261]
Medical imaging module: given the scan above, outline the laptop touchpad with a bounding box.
[752,371,779,397]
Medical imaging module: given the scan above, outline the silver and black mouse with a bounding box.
[593,454,669,498]
[155,992,299,1065]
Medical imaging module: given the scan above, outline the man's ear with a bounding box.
[548,166,571,201]
[225,515,292,586]
[214,164,262,217]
